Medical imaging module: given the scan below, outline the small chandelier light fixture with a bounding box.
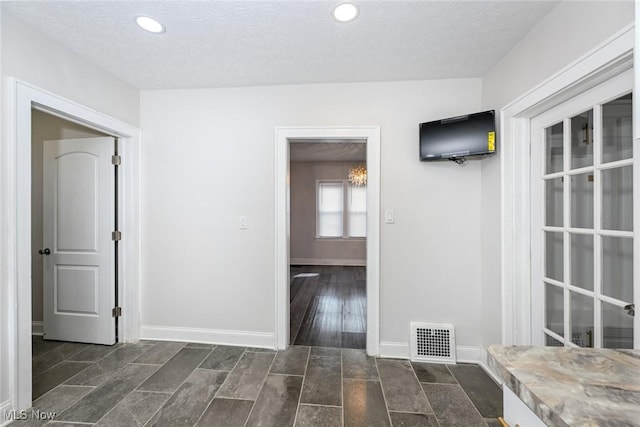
[348,165,367,187]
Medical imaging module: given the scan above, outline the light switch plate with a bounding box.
[385,210,395,224]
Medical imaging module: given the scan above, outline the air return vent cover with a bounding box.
[410,322,456,364]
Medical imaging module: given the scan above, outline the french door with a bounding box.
[531,69,637,348]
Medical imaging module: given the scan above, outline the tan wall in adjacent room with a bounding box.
[290,161,366,265]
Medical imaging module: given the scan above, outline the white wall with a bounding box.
[0,10,140,412]
[31,110,108,323]
[290,161,366,265]
[1,11,140,126]
[479,0,635,348]
[140,78,484,347]
[0,3,8,413]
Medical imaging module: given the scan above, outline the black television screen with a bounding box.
[419,110,496,161]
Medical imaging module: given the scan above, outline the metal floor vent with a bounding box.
[410,322,456,364]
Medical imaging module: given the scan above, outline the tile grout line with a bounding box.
[30,384,96,423]
[73,360,164,426]
[389,409,439,415]
[242,349,279,427]
[407,360,436,415]
[157,347,215,426]
[340,347,345,427]
[191,368,230,427]
[33,359,93,381]
[269,372,305,377]
[296,402,342,409]
[438,366,493,421]
[142,346,214,427]
[374,357,394,427]
[291,346,311,427]
[446,365,502,419]
[31,382,96,407]
[62,344,152,389]
[31,338,64,360]
[67,343,122,364]
[211,346,250,398]
[131,341,187,365]
[451,382,489,423]
[444,364,461,385]
[47,421,95,426]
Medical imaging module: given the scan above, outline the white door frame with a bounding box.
[3,78,141,411]
[275,126,381,355]
[500,24,634,345]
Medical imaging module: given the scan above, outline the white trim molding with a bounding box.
[500,24,634,346]
[379,341,484,364]
[31,322,43,336]
[456,346,483,364]
[0,400,14,427]
[379,341,411,359]
[290,258,366,266]
[3,78,142,412]
[275,126,381,356]
[140,325,276,349]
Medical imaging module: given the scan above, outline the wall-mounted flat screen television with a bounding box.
[419,110,496,161]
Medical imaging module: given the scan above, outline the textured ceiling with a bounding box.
[2,0,560,90]
[290,142,366,162]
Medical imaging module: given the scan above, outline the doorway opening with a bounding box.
[275,126,380,355]
[529,70,635,349]
[499,24,634,345]
[30,109,123,401]
[6,79,141,412]
[289,142,367,349]
[31,110,115,342]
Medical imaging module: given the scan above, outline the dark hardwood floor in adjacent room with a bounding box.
[290,265,366,349]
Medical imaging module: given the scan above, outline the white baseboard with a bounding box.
[32,321,43,336]
[290,258,366,266]
[456,345,482,364]
[140,325,276,349]
[379,341,483,365]
[1,400,14,426]
[379,341,410,359]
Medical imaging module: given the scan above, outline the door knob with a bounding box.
[624,304,635,316]
[38,248,51,255]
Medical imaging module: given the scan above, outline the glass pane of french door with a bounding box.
[531,71,635,349]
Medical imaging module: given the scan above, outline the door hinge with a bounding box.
[112,155,121,166]
[112,306,122,317]
[112,230,122,241]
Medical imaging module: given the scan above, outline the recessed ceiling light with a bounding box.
[333,3,359,23]
[135,16,165,34]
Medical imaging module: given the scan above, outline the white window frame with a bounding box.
[315,179,366,240]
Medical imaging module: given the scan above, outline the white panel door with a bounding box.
[42,137,116,345]
[531,69,637,349]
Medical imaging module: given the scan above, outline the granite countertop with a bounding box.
[487,345,640,427]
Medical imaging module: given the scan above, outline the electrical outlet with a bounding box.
[239,216,248,229]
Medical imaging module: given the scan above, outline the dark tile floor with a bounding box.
[18,336,503,426]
